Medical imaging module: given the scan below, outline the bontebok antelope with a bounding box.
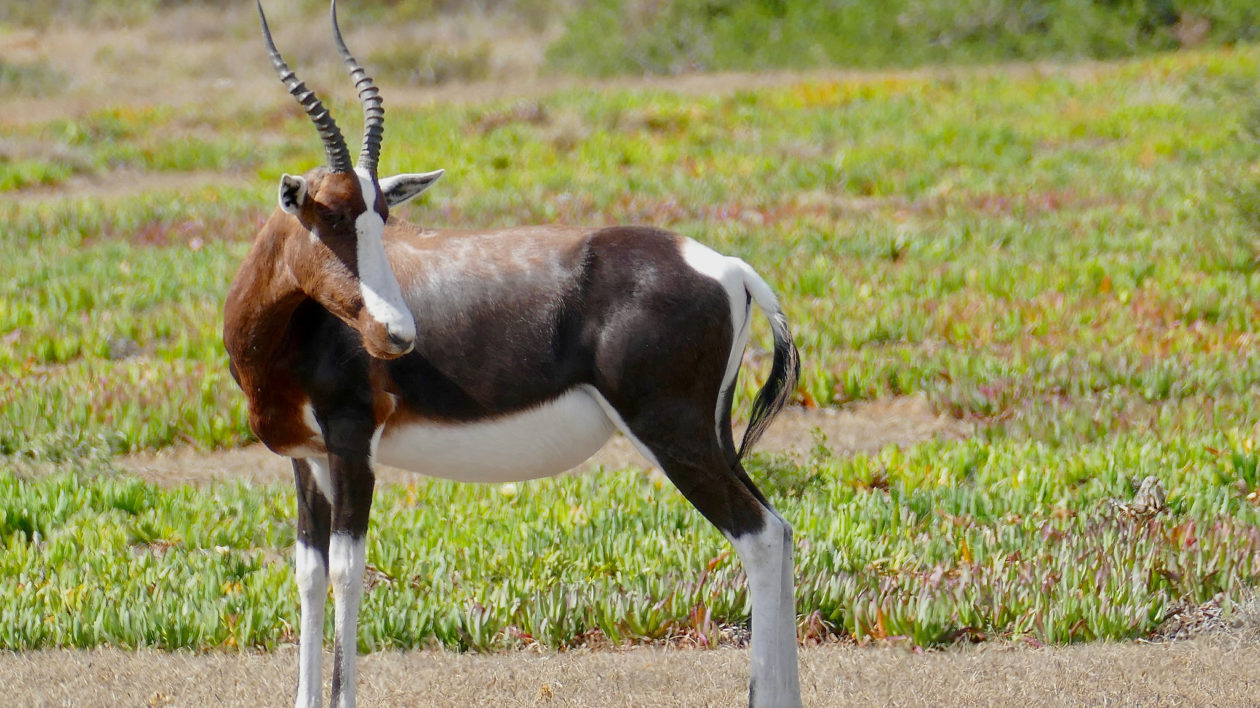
[224,2,803,706]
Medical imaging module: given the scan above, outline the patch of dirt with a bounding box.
[0,169,255,205]
[4,640,1260,707]
[116,395,972,488]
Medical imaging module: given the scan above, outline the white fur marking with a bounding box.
[720,301,754,441]
[354,168,416,342]
[369,424,385,464]
[304,456,333,502]
[378,169,443,208]
[329,533,366,708]
[301,402,320,438]
[680,239,752,442]
[376,388,616,482]
[280,174,307,215]
[294,541,327,708]
[728,511,802,708]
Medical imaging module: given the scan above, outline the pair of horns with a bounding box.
[257,0,383,174]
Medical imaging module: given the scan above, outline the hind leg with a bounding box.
[731,497,799,708]
[591,395,802,708]
[663,451,799,708]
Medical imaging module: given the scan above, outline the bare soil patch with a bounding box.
[116,395,971,488]
[4,640,1259,707]
[0,169,255,205]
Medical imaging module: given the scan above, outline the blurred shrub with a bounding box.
[370,43,493,86]
[1231,93,1260,242]
[1,0,565,30]
[0,59,67,98]
[0,0,161,27]
[301,0,567,29]
[547,0,1260,77]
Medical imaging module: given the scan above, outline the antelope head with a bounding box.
[258,0,443,359]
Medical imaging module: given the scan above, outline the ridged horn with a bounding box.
[257,0,353,173]
[330,0,384,174]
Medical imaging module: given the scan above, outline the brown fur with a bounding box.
[223,167,393,454]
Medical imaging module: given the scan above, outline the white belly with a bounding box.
[374,387,616,482]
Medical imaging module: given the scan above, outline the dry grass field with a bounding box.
[6,640,1260,707]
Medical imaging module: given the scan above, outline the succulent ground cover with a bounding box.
[2,45,1260,650]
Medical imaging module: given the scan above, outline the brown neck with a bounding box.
[224,212,307,389]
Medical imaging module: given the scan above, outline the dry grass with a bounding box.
[0,3,556,127]
[5,640,1260,707]
[0,2,1123,128]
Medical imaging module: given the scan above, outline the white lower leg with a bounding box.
[774,512,800,698]
[295,542,328,708]
[729,510,802,708]
[329,533,366,708]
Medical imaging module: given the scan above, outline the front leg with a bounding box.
[293,458,332,708]
[326,444,376,708]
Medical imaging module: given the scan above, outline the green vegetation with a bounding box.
[8,1,1258,79]
[3,44,1260,649]
[0,59,67,99]
[2,436,1257,650]
[548,0,1260,76]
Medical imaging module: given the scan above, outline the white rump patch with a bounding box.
[680,238,754,440]
[354,168,416,342]
[376,387,616,482]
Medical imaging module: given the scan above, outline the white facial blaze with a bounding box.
[354,168,416,343]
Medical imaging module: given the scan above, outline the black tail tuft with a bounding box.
[737,311,799,460]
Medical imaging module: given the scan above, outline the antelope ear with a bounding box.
[379,169,444,208]
[279,174,308,215]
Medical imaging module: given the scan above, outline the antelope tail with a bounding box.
[736,265,800,460]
